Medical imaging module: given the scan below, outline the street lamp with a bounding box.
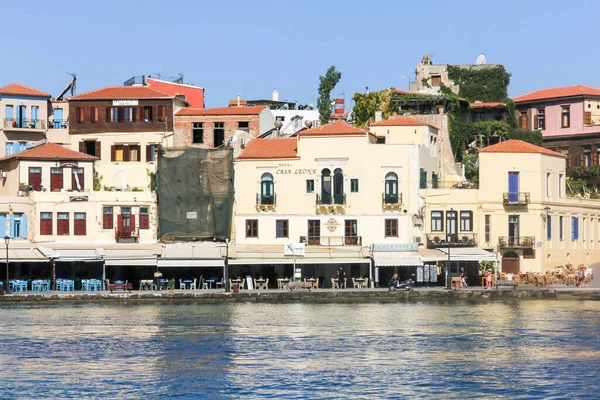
[401,75,411,91]
[224,238,230,292]
[4,235,10,294]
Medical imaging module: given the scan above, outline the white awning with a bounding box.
[53,249,104,262]
[438,248,497,262]
[158,259,224,267]
[104,249,157,266]
[229,258,369,265]
[0,248,48,263]
[419,248,448,262]
[373,252,423,267]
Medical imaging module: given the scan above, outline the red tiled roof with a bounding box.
[176,106,266,116]
[298,120,367,137]
[370,116,438,129]
[228,99,248,106]
[0,142,98,162]
[0,83,51,98]
[478,139,566,158]
[513,85,600,103]
[237,138,298,160]
[69,86,174,100]
[470,101,506,108]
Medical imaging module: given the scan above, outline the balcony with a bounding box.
[426,233,477,249]
[382,192,403,211]
[315,193,346,214]
[503,192,530,205]
[3,119,46,131]
[115,228,139,243]
[256,193,276,211]
[498,236,535,249]
[49,120,69,129]
[299,236,362,246]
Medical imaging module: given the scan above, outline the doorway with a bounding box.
[502,251,520,274]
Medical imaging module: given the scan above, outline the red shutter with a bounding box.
[79,141,85,153]
[534,117,538,130]
[111,145,116,162]
[123,144,130,162]
[95,141,101,159]
[593,152,598,166]
[585,111,592,125]
[117,214,123,234]
[118,107,124,122]
[106,107,111,122]
[136,146,141,161]
[139,106,145,122]
[132,107,137,122]
[146,145,152,162]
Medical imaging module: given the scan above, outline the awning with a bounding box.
[47,249,104,262]
[438,248,497,262]
[229,258,369,265]
[419,248,448,262]
[104,249,157,266]
[158,259,224,267]
[0,248,48,263]
[373,252,423,267]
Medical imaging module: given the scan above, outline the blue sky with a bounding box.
[1,0,597,107]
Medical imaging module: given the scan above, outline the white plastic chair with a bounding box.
[189,278,197,290]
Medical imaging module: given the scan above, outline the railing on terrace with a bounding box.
[382,192,403,205]
[503,192,530,205]
[426,233,477,248]
[4,119,46,130]
[115,228,139,242]
[498,236,535,248]
[49,120,69,129]
[256,193,276,205]
[299,236,362,246]
[315,193,346,205]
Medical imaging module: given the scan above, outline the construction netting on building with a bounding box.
[157,147,233,242]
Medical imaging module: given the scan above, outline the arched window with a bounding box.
[260,173,274,205]
[321,168,331,204]
[333,168,344,204]
[384,172,398,204]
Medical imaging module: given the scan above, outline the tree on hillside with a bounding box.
[317,66,342,125]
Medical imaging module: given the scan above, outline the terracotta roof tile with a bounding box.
[0,83,51,98]
[237,138,298,159]
[470,101,506,108]
[69,86,174,100]
[298,120,367,137]
[0,142,98,162]
[513,85,600,103]
[228,99,248,106]
[176,106,267,116]
[370,116,438,129]
[478,139,566,158]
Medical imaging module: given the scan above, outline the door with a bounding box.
[54,108,64,128]
[17,105,26,128]
[260,173,274,205]
[502,251,520,274]
[385,173,398,204]
[508,172,519,202]
[308,220,320,245]
[446,211,457,242]
[333,168,344,204]
[508,215,520,246]
[31,106,39,125]
[321,169,331,204]
[344,219,358,245]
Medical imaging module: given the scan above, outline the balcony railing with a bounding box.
[503,192,530,205]
[115,228,139,243]
[299,236,362,246]
[382,192,403,205]
[256,193,276,205]
[3,119,46,130]
[498,236,535,248]
[426,233,477,249]
[316,193,346,205]
[49,120,69,129]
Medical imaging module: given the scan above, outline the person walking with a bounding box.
[485,270,492,289]
[460,267,468,288]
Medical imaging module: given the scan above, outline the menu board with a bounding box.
[424,266,430,282]
[430,265,438,282]
[416,266,424,282]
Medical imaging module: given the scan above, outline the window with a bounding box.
[72,168,84,191]
[139,207,149,229]
[546,173,550,197]
[535,109,545,130]
[260,173,274,205]
[109,107,119,122]
[29,167,42,190]
[585,110,593,125]
[91,107,99,123]
[81,140,100,158]
[10,214,26,239]
[472,111,485,122]
[57,212,69,235]
[460,211,473,231]
[572,217,579,241]
[308,220,320,245]
[111,144,140,162]
[559,174,563,197]
[384,172,399,204]
[238,121,249,131]
[276,116,285,122]
[53,107,64,128]
[74,212,86,235]
[376,137,386,144]
[276,219,289,238]
[143,106,153,122]
[306,179,314,193]
[559,216,564,241]
[519,111,528,129]
[561,147,571,167]
[214,122,225,147]
[420,169,427,189]
[523,248,536,259]
[76,107,85,123]
[582,146,592,167]
[246,219,258,238]
[158,105,167,121]
[50,167,63,191]
[129,145,140,162]
[333,168,344,205]
[485,215,491,243]
[103,207,113,229]
[350,179,359,193]
[547,216,552,240]
[40,212,53,235]
[385,219,398,237]
[192,122,204,144]
[431,75,441,86]
[561,106,570,128]
[431,211,443,231]
[124,107,133,122]
[120,207,132,233]
[344,220,358,245]
[146,144,158,162]
[321,169,332,204]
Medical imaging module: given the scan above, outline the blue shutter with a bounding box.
[12,143,19,155]
[20,215,27,239]
[25,142,31,149]
[0,214,6,237]
[54,108,63,127]
[5,105,13,120]
[5,143,11,156]
[9,214,15,238]
[32,106,38,121]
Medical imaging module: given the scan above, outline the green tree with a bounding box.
[317,66,342,125]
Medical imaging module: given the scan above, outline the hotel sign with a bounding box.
[112,100,139,106]
[371,243,418,251]
[284,242,306,256]
[69,196,88,202]
[276,163,316,175]
[60,161,78,168]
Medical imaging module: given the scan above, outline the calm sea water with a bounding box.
[0,300,599,399]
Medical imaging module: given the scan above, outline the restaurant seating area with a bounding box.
[508,264,594,287]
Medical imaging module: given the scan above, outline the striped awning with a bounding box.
[373,252,423,267]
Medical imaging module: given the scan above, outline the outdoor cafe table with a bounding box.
[355,278,366,288]
[256,278,266,289]
[32,280,50,292]
[183,279,193,289]
[206,279,215,289]
[10,280,28,292]
[140,280,154,290]
[306,278,317,289]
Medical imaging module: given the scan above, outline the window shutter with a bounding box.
[123,144,130,162]
[567,154,572,166]
[79,141,85,153]
[118,107,125,122]
[9,215,15,238]
[106,107,111,122]
[95,141,101,159]
[117,214,123,232]
[136,146,141,162]
[146,145,152,162]
[585,111,592,125]
[534,117,538,130]
[593,152,598,166]
[111,145,116,162]
[0,214,5,237]
[139,106,145,121]
[20,215,27,239]
[132,107,137,122]
[131,214,136,231]
[580,154,585,166]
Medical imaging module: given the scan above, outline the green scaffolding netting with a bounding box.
[157,147,233,242]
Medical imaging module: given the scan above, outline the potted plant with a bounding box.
[168,279,175,293]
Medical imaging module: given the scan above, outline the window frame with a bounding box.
[50,167,63,192]
[385,218,398,238]
[431,211,443,232]
[350,178,359,193]
[57,212,69,235]
[40,212,53,235]
[28,167,42,191]
[246,219,258,238]
[460,211,473,232]
[74,212,86,236]
[192,122,204,144]
[103,207,113,229]
[306,179,315,193]
[561,105,570,128]
[485,214,491,243]
[276,219,289,238]
[139,207,149,229]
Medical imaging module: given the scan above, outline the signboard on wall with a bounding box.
[371,243,418,251]
[284,243,306,256]
[186,212,198,219]
[60,162,78,168]
[112,100,139,106]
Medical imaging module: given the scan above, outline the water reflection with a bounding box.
[0,301,599,398]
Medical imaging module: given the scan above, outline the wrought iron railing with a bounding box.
[299,236,362,246]
[498,236,535,248]
[315,193,346,205]
[115,228,139,240]
[382,192,403,205]
[256,193,276,205]
[503,192,530,205]
[4,119,46,129]
[426,233,477,248]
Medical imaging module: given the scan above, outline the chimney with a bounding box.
[272,88,279,102]
[237,94,241,107]
[375,111,383,122]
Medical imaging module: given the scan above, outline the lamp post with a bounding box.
[4,235,10,294]
[224,238,230,292]
[402,75,411,91]
[445,236,451,290]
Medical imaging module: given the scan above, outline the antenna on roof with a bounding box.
[56,73,76,100]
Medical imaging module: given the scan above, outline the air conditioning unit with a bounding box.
[0,170,5,178]
[413,236,422,244]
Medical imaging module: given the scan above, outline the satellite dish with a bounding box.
[476,54,486,65]
[298,105,304,110]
